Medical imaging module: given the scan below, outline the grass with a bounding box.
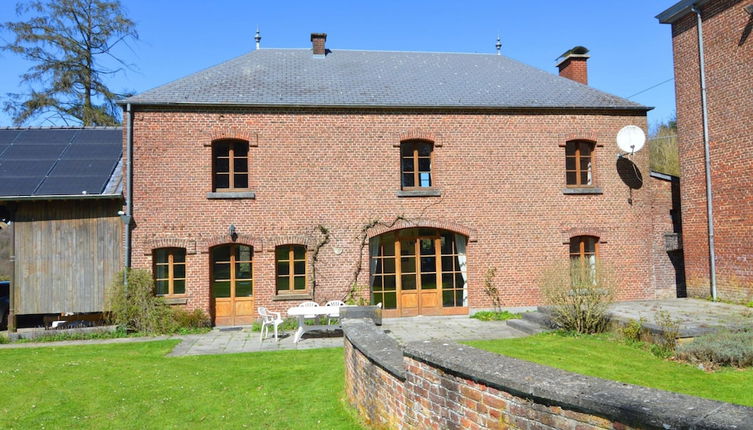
[470,310,522,321]
[466,331,753,407]
[0,341,362,429]
[11,327,212,344]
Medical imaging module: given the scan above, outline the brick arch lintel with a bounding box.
[367,218,477,242]
[144,237,197,255]
[561,227,608,244]
[561,132,602,147]
[393,129,443,147]
[265,234,317,250]
[202,234,264,252]
[204,128,259,147]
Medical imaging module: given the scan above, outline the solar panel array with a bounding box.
[0,128,122,197]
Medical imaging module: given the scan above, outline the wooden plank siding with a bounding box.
[13,200,122,314]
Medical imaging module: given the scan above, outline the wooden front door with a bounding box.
[211,244,255,326]
[398,236,442,317]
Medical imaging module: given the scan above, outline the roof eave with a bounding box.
[117,101,652,112]
[0,194,123,202]
[656,0,710,24]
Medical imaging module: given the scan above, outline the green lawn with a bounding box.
[466,332,753,407]
[0,341,362,429]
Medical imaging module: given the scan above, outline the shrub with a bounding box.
[471,310,521,321]
[172,308,211,330]
[618,318,645,343]
[676,330,753,368]
[655,310,680,346]
[540,260,615,334]
[106,269,176,334]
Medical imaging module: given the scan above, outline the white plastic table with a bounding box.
[287,306,345,343]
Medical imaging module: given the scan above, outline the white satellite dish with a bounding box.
[616,125,646,154]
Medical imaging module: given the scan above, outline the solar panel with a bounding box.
[34,175,108,195]
[71,129,121,144]
[0,160,55,177]
[14,129,79,144]
[62,143,122,160]
[0,144,68,160]
[47,159,117,178]
[0,130,20,144]
[0,177,44,196]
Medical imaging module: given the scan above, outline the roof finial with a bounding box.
[255,27,261,50]
[495,35,501,55]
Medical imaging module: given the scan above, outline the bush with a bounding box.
[618,318,645,343]
[540,260,615,334]
[676,330,753,368]
[106,269,176,334]
[654,309,680,350]
[471,311,521,321]
[172,308,211,330]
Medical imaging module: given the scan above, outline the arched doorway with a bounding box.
[210,244,254,326]
[370,228,468,317]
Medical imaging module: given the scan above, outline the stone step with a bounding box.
[506,318,547,335]
[522,311,552,328]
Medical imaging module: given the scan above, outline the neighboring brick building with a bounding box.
[122,34,664,325]
[658,0,753,301]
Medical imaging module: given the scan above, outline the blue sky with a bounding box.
[0,1,679,129]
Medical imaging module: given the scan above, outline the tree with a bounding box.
[1,0,138,126]
[649,116,680,177]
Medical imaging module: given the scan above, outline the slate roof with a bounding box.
[0,127,123,199]
[123,49,648,111]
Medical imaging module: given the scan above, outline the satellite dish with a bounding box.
[616,125,646,154]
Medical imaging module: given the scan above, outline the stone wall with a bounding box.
[343,319,753,429]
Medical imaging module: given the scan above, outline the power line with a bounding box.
[626,77,675,99]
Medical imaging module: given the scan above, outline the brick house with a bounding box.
[658,0,753,301]
[121,34,661,325]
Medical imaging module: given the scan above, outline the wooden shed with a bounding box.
[0,127,123,330]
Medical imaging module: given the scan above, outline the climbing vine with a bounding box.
[310,224,331,296]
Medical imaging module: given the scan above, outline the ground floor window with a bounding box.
[569,235,598,284]
[153,247,186,296]
[276,245,307,294]
[370,228,468,315]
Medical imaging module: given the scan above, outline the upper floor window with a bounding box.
[154,248,186,296]
[276,245,307,294]
[213,140,249,192]
[565,141,595,187]
[401,140,433,189]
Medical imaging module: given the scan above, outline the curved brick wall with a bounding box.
[343,319,753,429]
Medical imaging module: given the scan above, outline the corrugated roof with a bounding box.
[123,49,649,111]
[0,127,123,199]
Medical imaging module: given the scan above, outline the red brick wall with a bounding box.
[650,175,685,298]
[670,0,753,300]
[128,107,655,318]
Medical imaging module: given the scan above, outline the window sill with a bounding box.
[273,294,313,301]
[162,297,188,305]
[206,191,256,199]
[396,188,442,198]
[562,187,602,195]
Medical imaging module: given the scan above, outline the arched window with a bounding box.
[276,245,307,294]
[400,140,433,189]
[569,236,598,283]
[153,248,186,296]
[565,141,595,187]
[212,139,249,192]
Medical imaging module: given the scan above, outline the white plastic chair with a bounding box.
[297,301,320,320]
[324,300,345,325]
[258,307,283,342]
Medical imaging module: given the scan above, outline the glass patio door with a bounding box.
[211,244,254,326]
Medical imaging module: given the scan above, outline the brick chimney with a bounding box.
[556,46,590,85]
[311,33,327,57]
